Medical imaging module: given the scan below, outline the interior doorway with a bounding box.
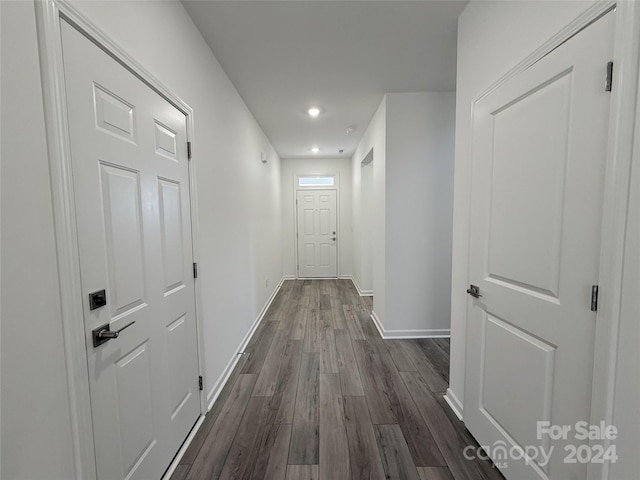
[359,149,374,295]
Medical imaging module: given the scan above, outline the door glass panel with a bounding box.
[298,176,334,187]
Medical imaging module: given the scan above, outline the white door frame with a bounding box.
[293,173,340,278]
[462,2,640,479]
[35,2,207,478]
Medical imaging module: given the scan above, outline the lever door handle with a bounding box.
[92,321,136,347]
[466,285,482,298]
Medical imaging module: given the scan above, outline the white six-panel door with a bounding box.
[61,21,201,480]
[464,12,614,480]
[296,189,337,278]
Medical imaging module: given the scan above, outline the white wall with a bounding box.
[359,153,374,294]
[281,158,352,278]
[352,98,387,319]
[385,93,454,334]
[352,93,455,336]
[1,1,283,477]
[449,0,599,414]
[1,3,76,478]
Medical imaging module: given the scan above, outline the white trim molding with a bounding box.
[34,1,207,478]
[370,311,450,339]
[35,3,96,477]
[370,311,384,337]
[589,2,640,479]
[444,388,464,421]
[350,276,373,297]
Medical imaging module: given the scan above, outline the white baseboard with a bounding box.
[370,311,450,339]
[206,276,286,408]
[282,275,296,281]
[382,329,450,339]
[206,348,242,409]
[370,310,385,338]
[350,276,373,296]
[444,388,464,421]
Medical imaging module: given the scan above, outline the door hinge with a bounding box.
[605,61,614,92]
[591,285,599,312]
[187,141,192,160]
[193,262,198,279]
[198,375,203,391]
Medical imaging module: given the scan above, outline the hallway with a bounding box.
[173,280,503,480]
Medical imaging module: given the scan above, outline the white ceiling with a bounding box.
[182,1,467,159]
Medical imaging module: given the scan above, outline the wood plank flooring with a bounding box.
[175,280,504,480]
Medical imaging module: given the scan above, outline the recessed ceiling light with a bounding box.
[311,146,320,154]
[345,125,357,134]
[308,107,321,118]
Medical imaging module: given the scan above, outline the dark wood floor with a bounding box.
[172,280,503,480]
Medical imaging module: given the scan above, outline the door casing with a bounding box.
[35,1,207,479]
[293,173,340,278]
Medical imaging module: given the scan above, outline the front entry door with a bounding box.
[61,21,201,480]
[296,189,337,277]
[464,12,614,480]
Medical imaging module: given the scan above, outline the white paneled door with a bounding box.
[464,12,614,480]
[296,190,338,277]
[61,21,200,480]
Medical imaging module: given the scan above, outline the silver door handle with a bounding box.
[92,321,136,347]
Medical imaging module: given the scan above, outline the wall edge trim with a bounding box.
[370,311,449,339]
[444,388,464,421]
[350,276,373,296]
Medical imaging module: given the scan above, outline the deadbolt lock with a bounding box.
[89,289,107,310]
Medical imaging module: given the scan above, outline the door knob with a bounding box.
[466,285,482,298]
[92,321,136,347]
[331,237,336,241]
